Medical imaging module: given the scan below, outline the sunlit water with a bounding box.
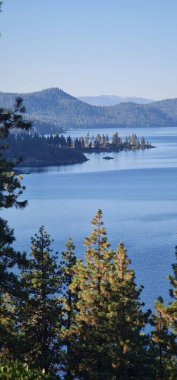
[3,127,177,309]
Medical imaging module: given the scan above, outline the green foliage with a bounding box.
[0,360,54,380]
[150,245,177,378]
[167,245,177,335]
[59,238,78,379]
[69,210,151,379]
[0,99,31,357]
[19,227,61,374]
[150,297,177,379]
[0,97,31,209]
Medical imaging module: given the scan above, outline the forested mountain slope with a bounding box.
[0,88,177,133]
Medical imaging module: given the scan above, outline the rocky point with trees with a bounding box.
[3,131,154,169]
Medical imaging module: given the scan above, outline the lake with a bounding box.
[3,127,177,310]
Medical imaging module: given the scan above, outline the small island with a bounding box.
[4,131,155,167]
[103,156,114,160]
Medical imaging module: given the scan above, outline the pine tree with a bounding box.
[150,297,177,380]
[70,209,114,378]
[0,98,31,209]
[0,99,31,357]
[59,238,77,379]
[151,246,177,379]
[167,245,177,335]
[70,211,151,379]
[0,218,27,357]
[106,242,151,379]
[19,227,61,375]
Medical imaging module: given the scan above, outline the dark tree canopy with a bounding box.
[0,97,31,209]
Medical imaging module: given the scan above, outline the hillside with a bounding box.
[4,133,88,167]
[0,88,177,132]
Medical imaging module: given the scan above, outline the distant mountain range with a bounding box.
[78,95,154,106]
[0,88,177,133]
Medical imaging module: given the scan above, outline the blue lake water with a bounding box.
[3,127,177,310]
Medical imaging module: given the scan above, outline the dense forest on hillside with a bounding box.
[0,88,177,133]
[0,100,177,379]
[4,133,88,166]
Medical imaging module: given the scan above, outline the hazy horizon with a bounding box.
[0,86,155,101]
[1,1,177,100]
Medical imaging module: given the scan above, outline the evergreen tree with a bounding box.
[67,136,72,148]
[0,99,31,358]
[150,297,177,380]
[112,132,120,146]
[19,227,61,376]
[106,242,151,379]
[0,218,27,358]
[59,135,67,147]
[70,209,114,378]
[70,211,151,379]
[151,246,177,379]
[167,245,177,335]
[74,138,81,150]
[59,238,77,379]
[0,98,31,209]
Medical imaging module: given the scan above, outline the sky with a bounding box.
[0,0,177,99]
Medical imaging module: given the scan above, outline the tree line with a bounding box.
[0,100,176,379]
[4,133,87,167]
[5,131,149,151]
[4,131,152,167]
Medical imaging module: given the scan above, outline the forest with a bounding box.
[3,131,153,168]
[3,133,88,167]
[0,102,177,379]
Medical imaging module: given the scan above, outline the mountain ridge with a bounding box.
[77,95,154,106]
[0,87,177,132]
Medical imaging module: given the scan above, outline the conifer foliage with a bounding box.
[0,187,177,379]
[69,210,151,379]
[19,227,61,375]
[59,238,77,379]
[70,209,115,378]
[0,99,31,357]
[150,245,177,379]
[151,297,177,380]
[167,245,177,335]
[0,98,31,209]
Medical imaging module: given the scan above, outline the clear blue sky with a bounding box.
[1,0,177,99]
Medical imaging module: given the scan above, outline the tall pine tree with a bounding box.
[151,245,177,379]
[150,297,177,380]
[0,98,31,357]
[70,210,150,379]
[167,245,177,335]
[59,238,78,379]
[19,227,61,376]
[70,209,114,378]
[106,242,151,379]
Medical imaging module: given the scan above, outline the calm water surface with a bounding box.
[3,127,177,309]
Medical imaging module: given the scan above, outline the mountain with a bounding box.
[0,88,111,133]
[77,95,154,106]
[0,88,177,132]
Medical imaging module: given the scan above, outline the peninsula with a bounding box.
[4,131,155,168]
